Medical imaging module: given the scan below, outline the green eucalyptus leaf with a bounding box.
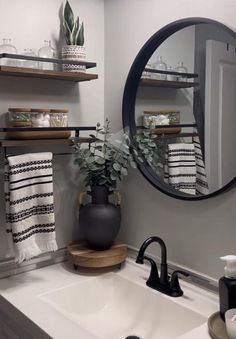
[142,148,149,155]
[148,142,156,147]
[98,178,107,185]
[130,161,137,168]
[110,173,117,180]
[121,167,128,176]
[96,157,105,164]
[64,1,74,32]
[87,157,95,164]
[113,163,121,171]
[137,156,143,162]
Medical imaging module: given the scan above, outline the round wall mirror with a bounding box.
[122,17,236,200]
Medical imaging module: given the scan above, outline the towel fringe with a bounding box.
[15,244,42,264]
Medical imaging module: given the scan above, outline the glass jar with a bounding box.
[142,62,153,79]
[50,109,68,127]
[8,108,32,127]
[31,109,51,127]
[175,61,188,82]
[0,39,17,66]
[153,56,167,80]
[22,49,37,69]
[166,66,176,81]
[38,40,56,70]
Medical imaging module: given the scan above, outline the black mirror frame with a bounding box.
[122,17,236,200]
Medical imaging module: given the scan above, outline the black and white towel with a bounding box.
[164,143,197,195]
[4,152,58,263]
[193,136,209,195]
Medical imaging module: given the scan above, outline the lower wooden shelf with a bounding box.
[67,241,128,268]
[0,137,95,147]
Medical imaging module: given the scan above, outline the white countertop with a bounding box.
[0,258,219,339]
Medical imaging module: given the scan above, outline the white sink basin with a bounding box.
[39,272,207,339]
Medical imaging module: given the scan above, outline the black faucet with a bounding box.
[136,236,189,297]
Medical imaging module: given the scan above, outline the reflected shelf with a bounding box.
[139,78,199,88]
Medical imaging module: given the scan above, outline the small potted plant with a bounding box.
[74,119,137,250]
[74,119,160,250]
[62,0,85,72]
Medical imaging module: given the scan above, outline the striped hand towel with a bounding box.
[4,152,58,263]
[164,143,197,195]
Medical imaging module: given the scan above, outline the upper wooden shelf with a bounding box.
[0,65,98,82]
[139,78,199,88]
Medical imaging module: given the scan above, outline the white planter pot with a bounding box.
[61,45,86,73]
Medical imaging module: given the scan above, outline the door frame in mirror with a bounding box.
[122,17,236,200]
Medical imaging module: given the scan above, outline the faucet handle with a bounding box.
[170,270,189,297]
[143,256,159,284]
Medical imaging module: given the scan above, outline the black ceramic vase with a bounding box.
[79,185,121,250]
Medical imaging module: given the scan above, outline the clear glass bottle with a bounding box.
[0,39,17,66]
[38,40,56,70]
[22,49,37,69]
[166,66,176,81]
[175,61,188,82]
[153,56,167,80]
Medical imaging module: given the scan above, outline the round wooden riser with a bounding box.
[67,241,128,269]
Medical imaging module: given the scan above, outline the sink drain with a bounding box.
[125,336,141,339]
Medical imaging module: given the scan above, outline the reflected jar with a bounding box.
[166,66,176,81]
[175,62,188,82]
[153,56,167,80]
[142,62,153,79]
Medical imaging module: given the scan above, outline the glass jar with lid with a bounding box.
[8,108,32,127]
[31,109,51,127]
[0,39,18,66]
[152,56,167,80]
[50,109,68,127]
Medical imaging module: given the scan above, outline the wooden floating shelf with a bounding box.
[140,78,199,88]
[155,132,199,139]
[0,66,98,82]
[0,137,95,148]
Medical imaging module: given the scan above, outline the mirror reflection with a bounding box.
[135,23,236,196]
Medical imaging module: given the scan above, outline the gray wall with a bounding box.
[104,0,236,280]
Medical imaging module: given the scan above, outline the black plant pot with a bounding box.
[79,186,121,250]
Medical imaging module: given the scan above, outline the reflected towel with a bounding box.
[193,136,209,195]
[4,152,58,263]
[164,143,196,195]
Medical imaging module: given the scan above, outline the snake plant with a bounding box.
[63,0,85,46]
